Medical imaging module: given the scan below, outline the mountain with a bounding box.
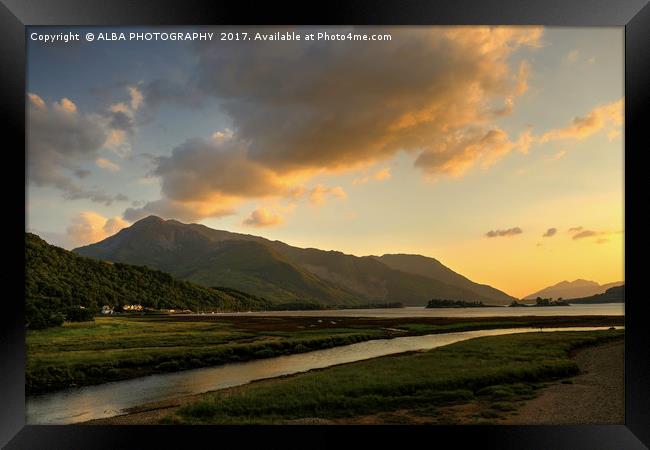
[26,232,270,328]
[569,285,625,304]
[601,281,625,291]
[523,279,624,300]
[73,216,515,306]
[374,254,515,305]
[73,216,359,305]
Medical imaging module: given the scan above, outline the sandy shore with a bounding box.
[503,339,624,424]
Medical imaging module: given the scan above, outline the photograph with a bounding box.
[1,0,648,447]
[24,25,626,426]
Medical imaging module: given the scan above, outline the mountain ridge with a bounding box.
[524,279,624,300]
[73,216,516,306]
[568,285,625,304]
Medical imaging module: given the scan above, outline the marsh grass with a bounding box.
[170,330,623,424]
[26,316,385,394]
[26,315,622,395]
[23,317,445,394]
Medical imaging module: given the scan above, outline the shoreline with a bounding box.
[82,330,624,426]
[28,315,623,396]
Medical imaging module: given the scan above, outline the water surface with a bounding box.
[201,303,624,318]
[26,326,622,424]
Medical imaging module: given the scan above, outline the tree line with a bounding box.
[25,233,271,329]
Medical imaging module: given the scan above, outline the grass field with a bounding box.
[164,329,624,424]
[26,315,623,395]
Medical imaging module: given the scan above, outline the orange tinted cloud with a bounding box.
[128,27,544,221]
[374,167,391,181]
[243,207,284,227]
[416,128,516,177]
[353,167,392,185]
[123,196,237,222]
[66,212,129,246]
[309,185,347,205]
[539,99,623,143]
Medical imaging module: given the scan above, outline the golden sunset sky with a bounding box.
[26,26,624,298]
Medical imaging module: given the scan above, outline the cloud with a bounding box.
[542,227,557,237]
[156,137,289,201]
[569,228,622,243]
[566,49,579,63]
[309,185,348,205]
[27,92,130,205]
[66,211,129,247]
[56,97,77,114]
[123,198,235,223]
[572,230,597,240]
[212,128,234,142]
[515,60,531,96]
[548,149,567,162]
[124,135,294,220]
[243,207,284,227]
[128,86,143,110]
[95,158,120,172]
[492,99,623,161]
[568,226,583,232]
[63,187,128,204]
[103,216,130,235]
[27,93,45,109]
[126,136,349,219]
[353,167,391,185]
[374,167,391,181]
[74,169,91,178]
[539,99,623,143]
[485,227,523,238]
[127,27,545,221]
[140,79,205,115]
[194,27,540,174]
[104,86,143,155]
[416,128,518,177]
[514,128,534,155]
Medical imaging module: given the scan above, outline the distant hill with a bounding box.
[375,254,515,305]
[524,279,624,300]
[73,216,515,306]
[569,285,625,304]
[26,233,270,328]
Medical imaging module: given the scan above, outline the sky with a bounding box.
[25,26,624,298]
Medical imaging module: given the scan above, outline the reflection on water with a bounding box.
[26,326,623,424]
[205,303,624,318]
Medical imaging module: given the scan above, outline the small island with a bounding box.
[509,300,529,307]
[426,298,492,308]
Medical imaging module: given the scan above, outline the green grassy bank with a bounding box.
[27,315,622,395]
[166,330,624,424]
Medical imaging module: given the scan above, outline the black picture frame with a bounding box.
[2,0,648,448]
